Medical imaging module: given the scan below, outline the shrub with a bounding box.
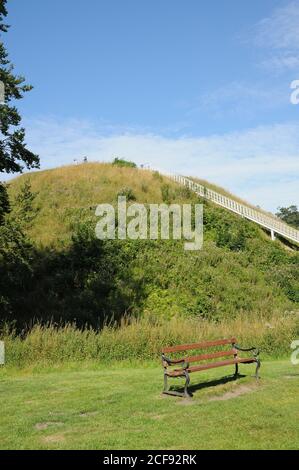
[161,184,171,203]
[112,158,137,168]
[117,187,136,201]
[175,186,192,200]
[215,219,254,251]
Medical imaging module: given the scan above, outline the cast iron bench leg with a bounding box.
[255,359,261,379]
[162,371,192,398]
[163,372,169,393]
[184,370,192,398]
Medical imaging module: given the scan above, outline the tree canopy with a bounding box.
[0,0,39,174]
[276,205,299,229]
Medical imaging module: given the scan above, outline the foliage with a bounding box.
[215,219,249,251]
[112,157,137,168]
[0,0,39,173]
[276,205,299,229]
[0,221,139,329]
[161,183,171,203]
[0,182,9,225]
[11,179,39,229]
[117,186,136,201]
[0,219,34,320]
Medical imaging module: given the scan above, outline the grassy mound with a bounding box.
[2,162,298,327]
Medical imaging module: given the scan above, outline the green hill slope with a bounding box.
[3,162,299,327]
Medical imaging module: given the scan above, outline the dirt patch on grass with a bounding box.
[150,414,165,420]
[35,422,64,431]
[176,382,260,404]
[208,384,259,402]
[42,433,66,444]
[178,397,194,406]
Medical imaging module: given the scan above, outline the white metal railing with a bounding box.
[159,170,299,244]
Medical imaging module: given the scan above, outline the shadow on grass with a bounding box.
[169,373,247,396]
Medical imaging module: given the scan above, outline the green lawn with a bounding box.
[0,360,298,450]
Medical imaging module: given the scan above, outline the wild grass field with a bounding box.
[2,314,299,366]
[0,360,298,450]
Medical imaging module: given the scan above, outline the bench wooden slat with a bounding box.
[188,357,255,373]
[168,357,255,377]
[162,338,237,354]
[185,349,237,363]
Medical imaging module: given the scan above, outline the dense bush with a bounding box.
[112,158,137,168]
[0,220,34,321]
[0,223,141,329]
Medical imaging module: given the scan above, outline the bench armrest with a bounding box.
[234,344,260,358]
[162,354,189,369]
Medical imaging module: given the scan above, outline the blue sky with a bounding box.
[3,0,299,210]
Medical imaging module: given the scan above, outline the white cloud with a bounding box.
[189,81,287,118]
[255,1,299,50]
[260,55,299,72]
[254,1,299,72]
[3,117,298,212]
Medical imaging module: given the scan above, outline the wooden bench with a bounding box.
[161,337,260,398]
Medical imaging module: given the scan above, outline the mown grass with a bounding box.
[0,360,298,449]
[2,313,299,367]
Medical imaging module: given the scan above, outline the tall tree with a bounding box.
[0,0,39,174]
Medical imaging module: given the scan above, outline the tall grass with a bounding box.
[8,163,186,245]
[2,312,298,367]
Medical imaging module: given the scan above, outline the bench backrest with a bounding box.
[162,338,237,363]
